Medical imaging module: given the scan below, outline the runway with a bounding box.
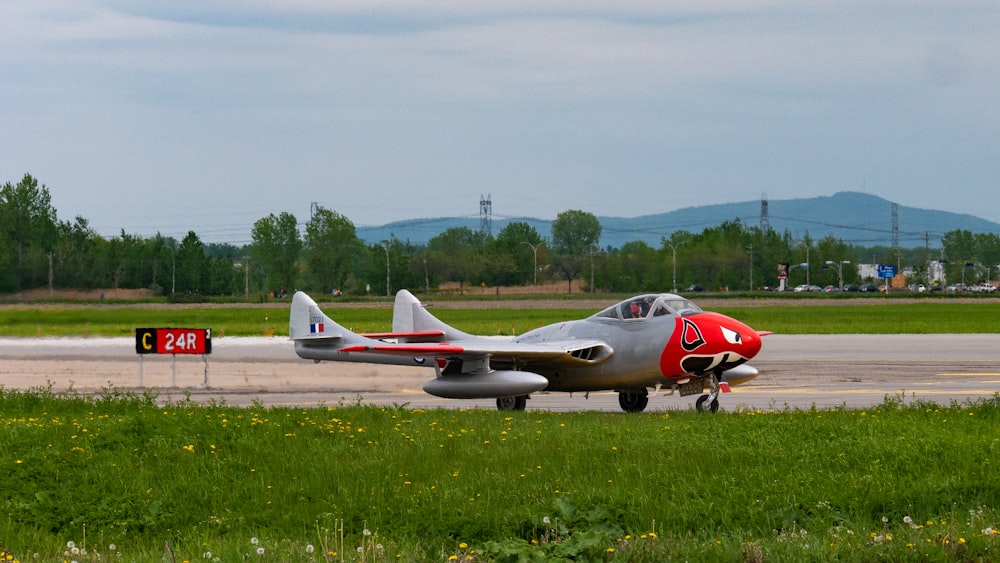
[2,334,999,411]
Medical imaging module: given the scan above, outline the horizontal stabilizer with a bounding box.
[341,343,464,356]
[359,330,446,343]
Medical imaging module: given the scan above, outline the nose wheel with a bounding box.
[695,373,722,413]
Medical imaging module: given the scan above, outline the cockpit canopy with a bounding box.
[591,293,703,322]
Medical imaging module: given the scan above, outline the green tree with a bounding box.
[942,230,976,286]
[426,227,482,293]
[550,210,601,293]
[145,234,175,295]
[52,216,102,290]
[251,212,302,294]
[494,221,546,286]
[0,174,59,290]
[304,208,365,294]
[175,231,209,295]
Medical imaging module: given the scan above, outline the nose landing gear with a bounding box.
[695,372,722,413]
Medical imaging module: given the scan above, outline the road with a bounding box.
[2,334,999,411]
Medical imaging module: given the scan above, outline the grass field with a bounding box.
[3,300,1000,337]
[3,298,1000,561]
[2,388,1000,561]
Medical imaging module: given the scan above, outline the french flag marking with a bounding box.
[310,322,324,334]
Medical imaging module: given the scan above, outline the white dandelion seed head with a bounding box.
[256,547,265,555]
[108,544,116,551]
[543,516,551,525]
[306,544,314,553]
[363,528,372,536]
[71,547,80,555]
[357,546,364,553]
[903,516,913,525]
[882,516,888,523]
[251,536,259,545]
[203,551,212,559]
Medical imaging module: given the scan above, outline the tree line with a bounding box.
[3,173,998,297]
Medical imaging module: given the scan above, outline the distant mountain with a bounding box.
[357,192,1000,249]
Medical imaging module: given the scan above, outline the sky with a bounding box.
[2,1,998,245]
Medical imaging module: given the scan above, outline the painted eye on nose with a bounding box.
[721,326,742,345]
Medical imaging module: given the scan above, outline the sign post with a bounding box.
[135,328,213,387]
[877,265,897,293]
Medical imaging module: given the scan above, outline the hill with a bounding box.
[358,192,1000,249]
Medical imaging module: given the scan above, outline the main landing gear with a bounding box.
[496,395,528,411]
[618,388,649,413]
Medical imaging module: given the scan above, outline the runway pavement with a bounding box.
[2,334,999,411]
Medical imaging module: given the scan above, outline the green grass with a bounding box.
[2,301,1000,337]
[3,388,1000,561]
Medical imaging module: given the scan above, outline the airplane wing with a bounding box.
[290,291,611,398]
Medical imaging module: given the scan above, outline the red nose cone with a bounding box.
[659,312,763,377]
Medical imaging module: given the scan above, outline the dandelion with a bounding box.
[251,537,259,545]
[305,544,314,553]
[458,542,468,549]
[108,544,116,552]
[256,547,265,555]
[903,515,913,526]
[203,552,212,559]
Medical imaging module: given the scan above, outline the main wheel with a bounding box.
[695,394,719,413]
[496,395,527,411]
[618,389,649,413]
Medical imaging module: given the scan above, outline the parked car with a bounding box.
[794,284,823,292]
[685,284,704,292]
[859,284,879,293]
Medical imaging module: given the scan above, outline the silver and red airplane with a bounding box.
[290,290,766,412]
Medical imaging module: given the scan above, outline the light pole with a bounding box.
[800,244,811,288]
[825,260,851,291]
[381,242,391,297]
[747,243,753,291]
[666,242,682,293]
[521,241,544,288]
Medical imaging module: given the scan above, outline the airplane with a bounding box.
[290,290,766,412]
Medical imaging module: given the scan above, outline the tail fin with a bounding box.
[290,291,354,341]
[392,289,474,340]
